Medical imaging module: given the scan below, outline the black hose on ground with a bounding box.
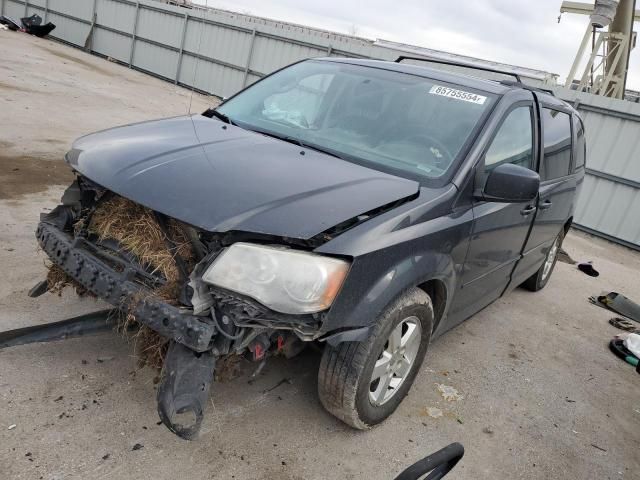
[393,442,464,480]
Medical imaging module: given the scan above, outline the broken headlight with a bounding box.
[202,243,350,314]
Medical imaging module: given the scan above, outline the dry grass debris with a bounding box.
[46,263,93,297]
[88,195,194,283]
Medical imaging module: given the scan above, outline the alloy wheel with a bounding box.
[369,316,422,406]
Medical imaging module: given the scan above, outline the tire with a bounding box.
[318,288,434,429]
[522,229,564,292]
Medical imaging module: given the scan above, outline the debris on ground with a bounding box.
[0,15,20,31]
[609,336,639,367]
[8,424,16,430]
[131,443,144,451]
[421,406,443,418]
[20,14,56,37]
[215,354,246,382]
[262,378,292,394]
[609,317,640,334]
[577,262,599,277]
[589,292,640,322]
[623,333,640,358]
[557,246,576,265]
[436,384,464,402]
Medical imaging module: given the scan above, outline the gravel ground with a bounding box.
[1,30,639,480]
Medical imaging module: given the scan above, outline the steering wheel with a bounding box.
[402,134,453,169]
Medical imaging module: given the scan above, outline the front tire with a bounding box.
[318,288,433,429]
[522,230,563,292]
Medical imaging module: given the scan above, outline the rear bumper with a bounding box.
[36,221,215,352]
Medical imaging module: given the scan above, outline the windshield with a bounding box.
[217,60,495,180]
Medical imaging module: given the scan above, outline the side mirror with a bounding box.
[479,163,539,203]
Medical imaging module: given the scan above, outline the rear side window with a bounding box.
[542,108,572,180]
[574,116,586,170]
[485,106,533,171]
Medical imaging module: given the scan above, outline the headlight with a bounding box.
[202,243,350,314]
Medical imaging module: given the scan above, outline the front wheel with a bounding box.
[318,288,433,429]
[522,230,563,292]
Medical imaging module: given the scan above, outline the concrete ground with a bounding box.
[1,30,639,480]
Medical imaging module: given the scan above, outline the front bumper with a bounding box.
[36,221,215,352]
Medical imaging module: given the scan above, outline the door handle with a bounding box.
[520,205,537,216]
[539,200,553,210]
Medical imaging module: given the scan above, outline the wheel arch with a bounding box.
[417,278,448,334]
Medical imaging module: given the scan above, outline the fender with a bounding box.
[316,185,473,338]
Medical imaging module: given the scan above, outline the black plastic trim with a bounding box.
[36,222,215,352]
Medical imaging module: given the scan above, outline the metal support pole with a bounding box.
[84,0,98,51]
[566,23,593,86]
[129,1,140,68]
[607,0,636,97]
[24,0,28,17]
[44,0,49,23]
[326,45,333,56]
[242,29,256,87]
[598,33,628,95]
[1,0,5,18]
[174,12,189,84]
[578,32,606,90]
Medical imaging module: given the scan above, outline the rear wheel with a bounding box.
[318,288,433,429]
[522,230,563,291]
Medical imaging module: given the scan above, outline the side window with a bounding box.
[574,116,586,170]
[485,106,533,171]
[541,108,572,180]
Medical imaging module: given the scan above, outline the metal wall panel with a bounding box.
[132,40,177,79]
[574,175,640,247]
[136,6,183,48]
[95,0,136,34]
[92,27,131,62]
[4,0,24,18]
[48,12,90,45]
[49,0,94,20]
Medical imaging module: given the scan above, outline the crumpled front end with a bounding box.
[36,176,324,438]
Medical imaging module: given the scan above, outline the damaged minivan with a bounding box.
[35,57,584,438]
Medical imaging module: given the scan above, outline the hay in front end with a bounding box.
[88,195,194,288]
[46,263,94,297]
[46,194,195,369]
[88,195,195,368]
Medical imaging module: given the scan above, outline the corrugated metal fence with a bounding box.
[2,0,639,248]
[554,90,640,249]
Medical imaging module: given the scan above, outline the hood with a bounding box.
[67,115,420,239]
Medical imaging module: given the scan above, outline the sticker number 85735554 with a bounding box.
[429,85,487,105]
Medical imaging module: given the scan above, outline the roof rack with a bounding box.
[394,56,522,83]
[498,80,556,97]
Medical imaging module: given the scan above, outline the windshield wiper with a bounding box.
[242,126,344,160]
[208,109,235,125]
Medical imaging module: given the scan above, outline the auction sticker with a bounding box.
[429,85,487,105]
